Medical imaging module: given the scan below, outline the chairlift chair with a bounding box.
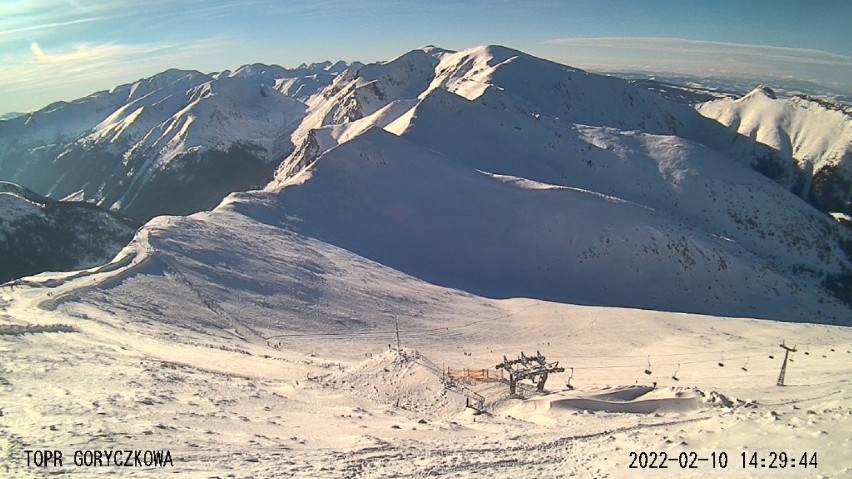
[565,367,574,390]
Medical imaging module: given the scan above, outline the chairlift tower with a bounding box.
[777,342,797,386]
[496,351,564,396]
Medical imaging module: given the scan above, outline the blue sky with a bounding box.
[1,0,851,113]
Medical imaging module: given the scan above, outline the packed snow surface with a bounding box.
[2,257,852,477]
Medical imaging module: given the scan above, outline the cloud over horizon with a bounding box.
[0,37,232,113]
[2,2,851,113]
[538,37,852,93]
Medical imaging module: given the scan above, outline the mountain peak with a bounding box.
[418,45,454,55]
[745,85,777,100]
[464,44,527,63]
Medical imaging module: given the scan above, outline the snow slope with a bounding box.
[628,78,740,105]
[262,127,848,322]
[269,45,852,321]
[392,89,849,281]
[698,87,852,215]
[2,205,852,477]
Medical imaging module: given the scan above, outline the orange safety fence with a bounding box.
[445,367,503,381]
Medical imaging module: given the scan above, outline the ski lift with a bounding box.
[718,351,725,368]
[741,357,749,372]
[804,346,810,356]
[768,349,775,360]
[565,367,575,390]
[671,363,680,381]
[780,340,793,361]
[644,356,652,375]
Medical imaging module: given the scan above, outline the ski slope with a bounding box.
[2,232,852,477]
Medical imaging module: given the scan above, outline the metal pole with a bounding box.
[395,316,400,352]
[777,342,797,386]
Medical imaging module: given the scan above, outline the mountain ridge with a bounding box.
[697,87,852,215]
[3,44,851,322]
[0,61,357,222]
[0,181,138,283]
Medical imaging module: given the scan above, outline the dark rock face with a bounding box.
[809,164,852,215]
[117,144,281,221]
[0,184,139,283]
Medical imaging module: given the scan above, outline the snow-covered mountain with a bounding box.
[5,45,852,479]
[697,87,852,216]
[279,46,777,178]
[627,78,739,105]
[0,62,353,221]
[0,112,24,121]
[29,44,847,329]
[0,181,137,283]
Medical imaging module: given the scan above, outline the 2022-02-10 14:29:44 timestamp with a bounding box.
[742,451,817,469]
[627,451,818,470]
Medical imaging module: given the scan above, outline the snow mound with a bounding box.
[322,349,465,415]
[699,389,758,409]
[517,386,704,415]
[508,385,759,423]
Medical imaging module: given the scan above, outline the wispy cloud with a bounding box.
[0,0,259,112]
[0,0,226,39]
[0,17,97,37]
[0,0,100,38]
[0,37,231,108]
[543,37,852,68]
[28,41,152,65]
[538,37,852,92]
[265,0,396,18]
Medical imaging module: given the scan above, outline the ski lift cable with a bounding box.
[262,302,852,358]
